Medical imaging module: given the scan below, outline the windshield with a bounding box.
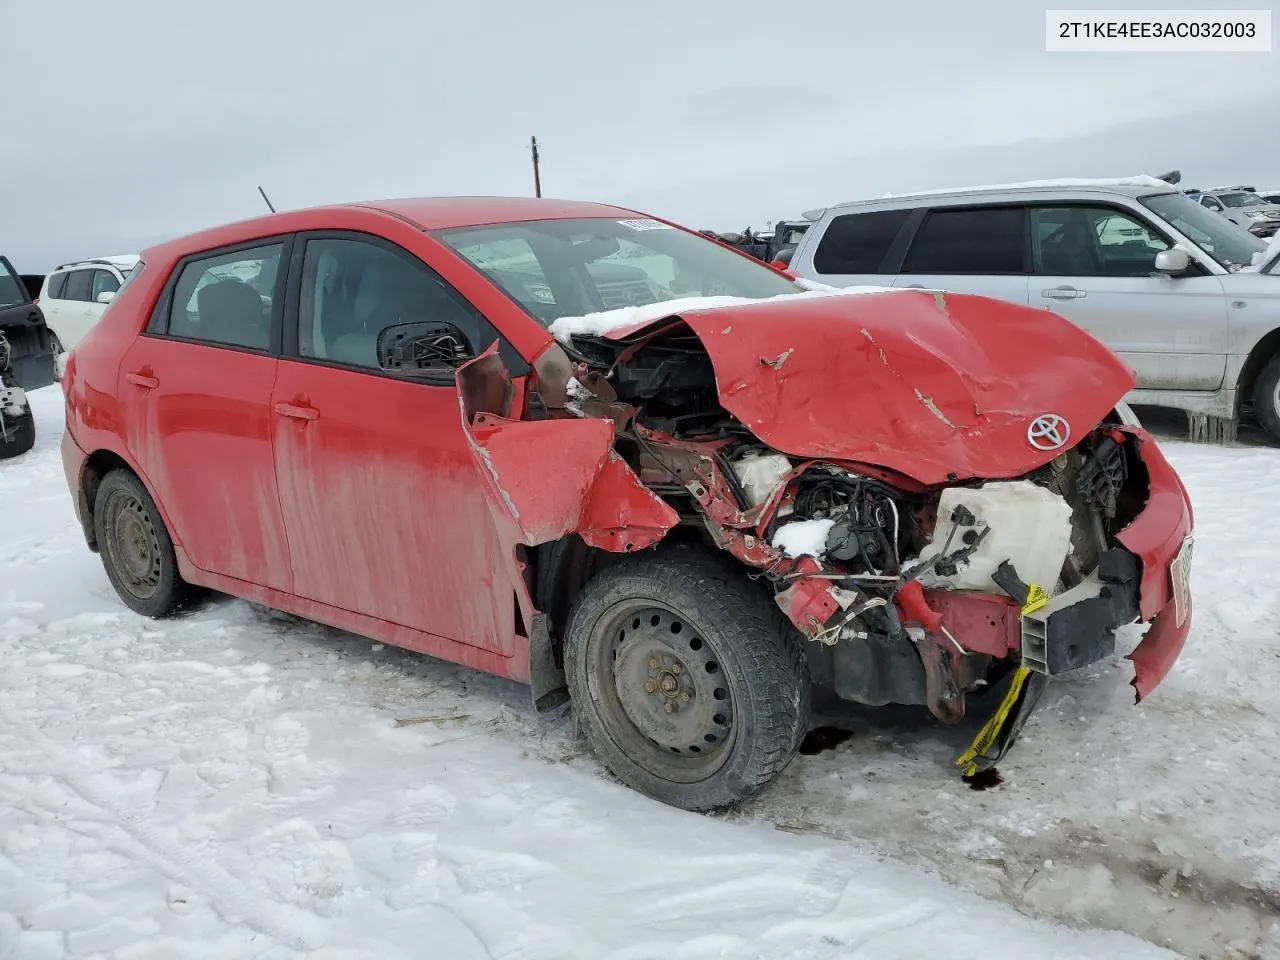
[1218,192,1267,208]
[1140,192,1266,271]
[434,217,801,326]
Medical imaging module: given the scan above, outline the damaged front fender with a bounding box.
[457,345,679,552]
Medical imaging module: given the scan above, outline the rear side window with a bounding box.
[0,260,24,308]
[166,244,283,351]
[48,272,69,299]
[902,207,1027,274]
[63,269,93,302]
[812,210,911,274]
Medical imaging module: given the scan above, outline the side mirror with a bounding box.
[377,321,474,377]
[1154,249,1190,275]
[96,291,116,304]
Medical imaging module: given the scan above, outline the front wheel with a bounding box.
[565,545,811,811]
[1254,353,1280,443]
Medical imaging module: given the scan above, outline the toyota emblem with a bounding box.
[1027,414,1071,451]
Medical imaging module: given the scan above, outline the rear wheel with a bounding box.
[94,469,201,617]
[1254,353,1280,443]
[565,545,810,811]
[0,400,35,460]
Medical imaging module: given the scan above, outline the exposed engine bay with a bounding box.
[539,316,1160,771]
[457,290,1193,780]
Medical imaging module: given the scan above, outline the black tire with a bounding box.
[94,469,201,617]
[565,544,810,811]
[0,401,36,460]
[1254,353,1280,443]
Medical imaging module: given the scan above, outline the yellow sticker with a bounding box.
[1021,583,1049,616]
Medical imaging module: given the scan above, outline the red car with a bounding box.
[60,197,1194,810]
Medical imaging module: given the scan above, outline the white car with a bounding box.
[38,255,139,351]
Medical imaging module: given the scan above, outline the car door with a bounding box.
[1029,204,1228,391]
[891,205,1032,305]
[271,231,519,657]
[119,238,293,591]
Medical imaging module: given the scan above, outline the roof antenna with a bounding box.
[257,185,277,213]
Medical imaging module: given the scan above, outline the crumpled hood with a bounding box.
[585,289,1136,485]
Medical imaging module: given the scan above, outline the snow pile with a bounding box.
[548,284,904,343]
[772,518,836,558]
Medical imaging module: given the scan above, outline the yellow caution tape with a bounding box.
[1021,583,1049,616]
[956,665,1031,777]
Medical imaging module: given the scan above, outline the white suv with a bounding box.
[38,255,139,351]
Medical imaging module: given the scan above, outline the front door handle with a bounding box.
[126,371,159,389]
[1041,286,1087,300]
[274,402,319,422]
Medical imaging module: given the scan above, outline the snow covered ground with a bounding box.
[1,385,1277,960]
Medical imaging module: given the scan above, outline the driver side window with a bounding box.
[297,237,489,374]
[1032,206,1168,278]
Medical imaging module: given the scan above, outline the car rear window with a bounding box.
[902,206,1027,275]
[812,209,911,274]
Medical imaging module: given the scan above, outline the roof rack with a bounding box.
[52,255,140,272]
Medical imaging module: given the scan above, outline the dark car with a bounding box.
[0,256,57,458]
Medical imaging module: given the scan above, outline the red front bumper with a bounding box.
[1114,427,1194,700]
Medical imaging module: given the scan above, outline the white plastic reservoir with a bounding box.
[731,453,793,508]
[916,481,1074,595]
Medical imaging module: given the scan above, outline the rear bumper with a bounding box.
[61,425,91,544]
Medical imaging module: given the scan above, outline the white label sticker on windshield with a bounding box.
[617,218,672,231]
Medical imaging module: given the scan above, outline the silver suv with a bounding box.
[1195,187,1280,239]
[788,178,1280,441]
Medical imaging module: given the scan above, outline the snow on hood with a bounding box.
[562,289,1137,486]
[1243,231,1280,273]
[548,284,900,343]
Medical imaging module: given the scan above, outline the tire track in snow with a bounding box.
[0,695,329,953]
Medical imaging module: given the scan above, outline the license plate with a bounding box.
[1169,534,1194,628]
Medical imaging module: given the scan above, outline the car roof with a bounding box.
[139,196,646,263]
[822,176,1177,213]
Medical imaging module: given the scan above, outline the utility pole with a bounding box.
[530,136,542,198]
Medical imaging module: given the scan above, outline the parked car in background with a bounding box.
[60,196,1193,810]
[1194,188,1280,238]
[787,176,1280,441]
[0,255,57,458]
[39,255,140,351]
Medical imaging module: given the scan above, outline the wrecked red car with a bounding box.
[60,197,1194,811]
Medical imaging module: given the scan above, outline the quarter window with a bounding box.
[902,207,1026,274]
[48,272,69,299]
[167,244,282,351]
[812,209,911,274]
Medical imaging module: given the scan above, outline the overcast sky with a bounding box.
[3,0,1277,270]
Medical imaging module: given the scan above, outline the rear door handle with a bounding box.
[126,372,159,389]
[274,402,319,422]
[1041,286,1087,300]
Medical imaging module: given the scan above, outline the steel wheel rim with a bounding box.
[108,493,162,599]
[588,600,737,784]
